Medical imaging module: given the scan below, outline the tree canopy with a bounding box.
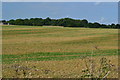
[2,17,120,29]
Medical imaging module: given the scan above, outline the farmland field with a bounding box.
[2,25,118,78]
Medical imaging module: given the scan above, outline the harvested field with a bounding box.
[2,25,118,78]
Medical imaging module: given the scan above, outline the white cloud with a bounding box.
[99,17,106,23]
[66,15,70,18]
[2,0,119,2]
[94,2,101,5]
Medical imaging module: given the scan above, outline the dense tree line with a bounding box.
[2,17,120,29]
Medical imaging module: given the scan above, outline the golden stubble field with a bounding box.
[2,25,118,78]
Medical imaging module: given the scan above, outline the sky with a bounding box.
[2,0,119,2]
[2,2,118,24]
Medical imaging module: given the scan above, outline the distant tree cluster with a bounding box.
[2,17,120,29]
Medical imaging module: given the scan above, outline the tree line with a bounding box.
[2,17,120,29]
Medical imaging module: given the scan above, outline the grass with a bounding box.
[2,25,118,78]
[2,49,117,63]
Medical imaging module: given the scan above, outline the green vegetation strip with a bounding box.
[2,53,117,64]
[2,49,117,59]
[2,49,118,64]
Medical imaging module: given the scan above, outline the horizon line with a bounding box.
[2,17,118,25]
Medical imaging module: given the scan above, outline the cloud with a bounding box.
[66,15,70,18]
[94,2,101,5]
[99,17,106,23]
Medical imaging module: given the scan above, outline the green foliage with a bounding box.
[2,17,120,29]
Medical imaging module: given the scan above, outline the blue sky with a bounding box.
[2,2,118,24]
